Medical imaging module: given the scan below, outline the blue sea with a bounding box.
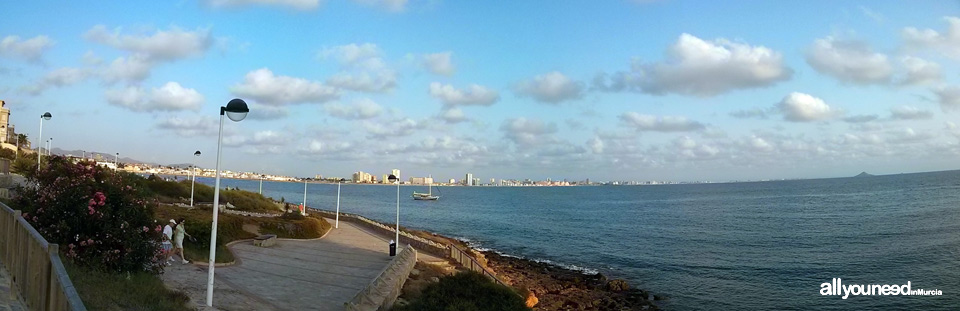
[185,170,960,310]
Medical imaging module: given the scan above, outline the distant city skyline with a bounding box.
[1,1,959,182]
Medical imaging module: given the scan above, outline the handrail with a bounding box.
[0,202,87,311]
[448,244,510,287]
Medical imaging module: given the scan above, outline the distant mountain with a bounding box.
[854,172,874,178]
[49,148,160,166]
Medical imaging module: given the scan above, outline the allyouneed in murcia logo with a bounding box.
[821,278,942,299]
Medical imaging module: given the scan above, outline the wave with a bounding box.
[453,236,600,275]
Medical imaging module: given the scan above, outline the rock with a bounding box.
[409,269,421,279]
[607,279,629,292]
[429,277,440,283]
[525,291,539,308]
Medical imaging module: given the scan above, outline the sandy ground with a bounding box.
[161,259,280,311]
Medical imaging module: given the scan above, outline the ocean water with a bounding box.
[188,170,960,310]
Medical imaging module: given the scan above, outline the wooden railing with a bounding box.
[448,244,509,287]
[0,202,86,311]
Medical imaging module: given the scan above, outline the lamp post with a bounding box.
[302,180,307,215]
[335,179,341,229]
[37,112,51,171]
[388,174,399,254]
[14,135,18,160]
[47,138,53,156]
[206,99,249,307]
[114,152,119,171]
[191,150,201,207]
[259,174,263,195]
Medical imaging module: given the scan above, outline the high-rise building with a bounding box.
[391,169,400,178]
[465,173,474,186]
[352,171,374,183]
[449,178,456,184]
[382,174,389,184]
[408,177,434,185]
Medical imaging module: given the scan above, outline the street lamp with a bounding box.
[259,174,263,195]
[191,150,201,207]
[388,174,399,256]
[46,138,52,156]
[37,112,51,171]
[301,180,308,215]
[206,99,249,307]
[114,152,119,171]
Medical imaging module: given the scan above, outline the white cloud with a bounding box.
[206,0,321,10]
[0,35,54,62]
[500,117,558,146]
[84,25,212,61]
[351,0,408,12]
[421,52,455,76]
[859,6,885,23]
[231,68,339,105]
[730,107,772,119]
[777,92,841,122]
[932,85,960,112]
[587,137,604,154]
[890,105,933,120]
[326,72,396,93]
[805,37,892,84]
[438,108,468,123]
[363,118,423,138]
[106,82,204,112]
[318,43,385,70]
[246,104,289,120]
[103,54,154,83]
[429,83,500,107]
[619,112,706,132]
[155,116,219,137]
[843,114,879,123]
[514,71,584,104]
[81,50,103,65]
[898,56,941,86]
[902,16,960,60]
[19,67,92,95]
[324,98,383,120]
[595,33,792,96]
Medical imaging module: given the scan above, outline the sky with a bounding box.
[1,0,959,182]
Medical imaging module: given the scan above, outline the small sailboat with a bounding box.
[412,182,440,201]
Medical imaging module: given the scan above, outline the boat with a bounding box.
[412,182,441,201]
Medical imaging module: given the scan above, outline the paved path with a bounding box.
[0,260,26,311]
[212,218,442,311]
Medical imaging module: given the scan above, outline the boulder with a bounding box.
[409,269,421,279]
[607,279,629,292]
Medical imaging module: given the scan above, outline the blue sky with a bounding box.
[1,0,958,182]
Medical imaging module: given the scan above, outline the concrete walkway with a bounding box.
[211,218,443,311]
[0,260,26,311]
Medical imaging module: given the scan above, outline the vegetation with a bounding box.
[258,214,331,239]
[131,174,279,213]
[64,260,190,311]
[0,148,15,160]
[11,155,38,175]
[13,156,165,274]
[395,271,531,311]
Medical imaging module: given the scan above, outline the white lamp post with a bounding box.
[206,99,249,307]
[114,152,119,171]
[388,174,399,253]
[191,150,201,207]
[259,174,263,195]
[302,180,307,215]
[47,138,52,156]
[335,179,341,229]
[37,112,51,171]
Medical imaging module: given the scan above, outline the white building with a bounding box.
[465,173,474,186]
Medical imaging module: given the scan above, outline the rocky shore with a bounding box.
[480,251,662,311]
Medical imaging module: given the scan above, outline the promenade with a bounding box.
[0,260,26,311]
[164,217,445,311]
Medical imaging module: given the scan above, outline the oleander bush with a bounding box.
[13,156,165,274]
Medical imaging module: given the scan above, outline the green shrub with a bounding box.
[11,155,37,176]
[395,271,530,311]
[220,189,278,213]
[0,148,15,160]
[13,156,165,274]
[258,216,331,239]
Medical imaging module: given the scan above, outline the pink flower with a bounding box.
[79,241,86,246]
[142,226,149,233]
[87,239,94,245]
[88,206,95,215]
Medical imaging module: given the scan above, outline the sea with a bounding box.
[182,170,960,310]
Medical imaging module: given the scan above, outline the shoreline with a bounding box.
[328,210,664,310]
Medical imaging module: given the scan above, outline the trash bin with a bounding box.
[389,240,397,256]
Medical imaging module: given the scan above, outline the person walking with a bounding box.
[173,217,193,264]
[162,219,175,264]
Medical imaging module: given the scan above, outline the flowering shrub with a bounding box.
[13,156,165,274]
